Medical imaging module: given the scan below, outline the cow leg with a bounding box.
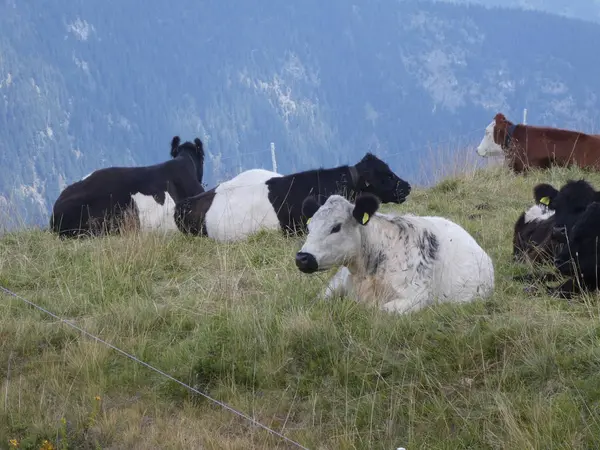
[381,285,432,315]
[321,266,352,299]
[381,298,419,314]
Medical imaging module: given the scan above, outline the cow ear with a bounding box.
[194,138,205,160]
[352,193,380,226]
[533,183,558,207]
[302,196,322,223]
[171,136,181,158]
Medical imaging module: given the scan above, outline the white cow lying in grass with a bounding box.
[295,194,495,314]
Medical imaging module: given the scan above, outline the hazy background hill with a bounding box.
[2,0,600,225]
[443,0,600,23]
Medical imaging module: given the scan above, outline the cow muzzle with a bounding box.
[295,252,319,273]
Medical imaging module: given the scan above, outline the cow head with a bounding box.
[523,182,558,222]
[170,135,206,184]
[477,113,512,157]
[295,194,380,273]
[353,153,411,204]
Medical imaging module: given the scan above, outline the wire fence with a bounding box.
[0,284,310,450]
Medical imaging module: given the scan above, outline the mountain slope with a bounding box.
[2,0,600,226]
[441,0,600,24]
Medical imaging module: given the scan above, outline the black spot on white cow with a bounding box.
[295,193,495,314]
[174,153,411,242]
[50,136,206,238]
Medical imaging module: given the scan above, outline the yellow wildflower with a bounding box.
[9,439,19,448]
[95,395,101,401]
[40,440,55,450]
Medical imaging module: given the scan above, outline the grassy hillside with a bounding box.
[2,164,600,449]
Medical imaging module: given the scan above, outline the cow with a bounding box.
[294,193,495,314]
[50,136,206,238]
[530,179,600,298]
[174,153,412,242]
[476,112,600,173]
[512,183,559,265]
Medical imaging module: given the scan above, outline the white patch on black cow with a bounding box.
[296,194,495,315]
[203,169,283,241]
[477,120,503,157]
[131,192,177,231]
[523,203,554,224]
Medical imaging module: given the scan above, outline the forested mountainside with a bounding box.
[2,0,600,226]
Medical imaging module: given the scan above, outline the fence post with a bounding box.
[270,142,278,173]
[523,108,528,125]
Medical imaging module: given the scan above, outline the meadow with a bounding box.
[2,160,600,449]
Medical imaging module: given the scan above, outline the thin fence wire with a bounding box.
[0,284,310,450]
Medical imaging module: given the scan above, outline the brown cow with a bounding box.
[476,113,600,173]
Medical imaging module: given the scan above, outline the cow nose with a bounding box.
[396,182,411,202]
[295,252,318,273]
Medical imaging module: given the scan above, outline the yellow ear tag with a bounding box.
[362,212,370,224]
[306,218,311,225]
[539,196,550,206]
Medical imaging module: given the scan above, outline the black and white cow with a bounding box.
[50,136,206,238]
[295,193,495,314]
[174,153,411,242]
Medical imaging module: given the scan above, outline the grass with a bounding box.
[2,163,600,449]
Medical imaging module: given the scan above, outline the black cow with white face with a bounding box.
[512,183,559,265]
[175,153,412,242]
[50,136,206,238]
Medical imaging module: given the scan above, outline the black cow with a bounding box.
[519,179,600,297]
[542,179,600,297]
[50,136,206,238]
[174,153,412,242]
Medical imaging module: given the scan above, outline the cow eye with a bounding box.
[330,223,342,234]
